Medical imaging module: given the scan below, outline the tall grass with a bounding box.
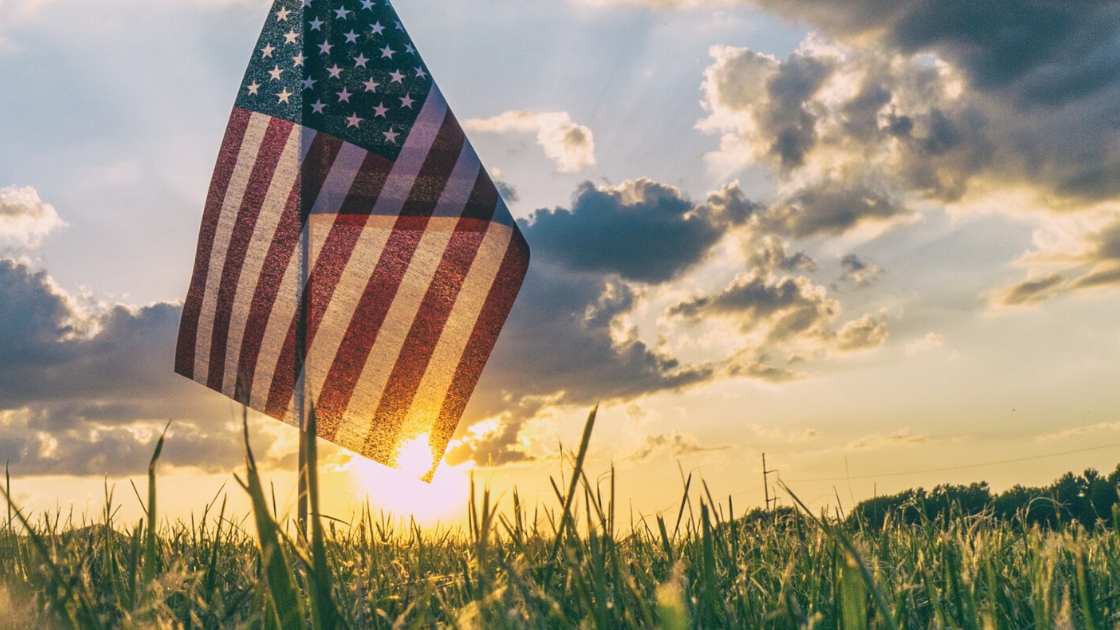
[2,407,1119,628]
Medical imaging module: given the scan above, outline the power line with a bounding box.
[785,440,1120,483]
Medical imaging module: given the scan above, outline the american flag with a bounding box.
[175,0,529,480]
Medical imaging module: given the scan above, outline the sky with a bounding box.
[2,0,1120,528]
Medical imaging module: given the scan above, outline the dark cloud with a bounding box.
[750,0,1120,103]
[445,417,537,468]
[748,235,816,274]
[494,179,519,204]
[519,178,752,283]
[668,272,838,342]
[762,180,908,238]
[0,258,272,477]
[840,254,883,285]
[464,265,718,423]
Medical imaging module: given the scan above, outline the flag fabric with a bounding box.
[175,0,529,480]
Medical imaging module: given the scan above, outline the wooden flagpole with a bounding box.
[296,206,310,536]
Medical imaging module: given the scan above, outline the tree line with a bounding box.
[844,463,1120,530]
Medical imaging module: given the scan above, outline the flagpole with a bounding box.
[297,206,310,536]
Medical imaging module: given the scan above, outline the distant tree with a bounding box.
[845,464,1120,531]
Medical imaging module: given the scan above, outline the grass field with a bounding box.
[2,408,1119,629]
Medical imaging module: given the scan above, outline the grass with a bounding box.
[2,407,1120,628]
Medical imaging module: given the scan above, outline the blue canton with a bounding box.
[235,0,433,161]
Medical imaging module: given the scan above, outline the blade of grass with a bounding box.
[143,420,171,584]
[236,402,303,628]
[545,405,598,581]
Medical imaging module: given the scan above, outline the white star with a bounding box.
[247,81,260,95]
[284,30,299,44]
[302,76,317,90]
[362,78,380,92]
[276,88,293,104]
[261,43,275,58]
[383,128,399,143]
[404,43,415,54]
[361,0,374,8]
[327,64,342,79]
[394,20,403,30]
[311,100,326,114]
[380,45,395,59]
[344,30,359,43]
[389,69,405,83]
[334,7,351,19]
[269,65,284,81]
[353,54,369,68]
[318,41,333,55]
[373,102,388,117]
[337,87,352,103]
[414,67,427,79]
[370,22,385,35]
[308,18,324,31]
[399,93,415,108]
[301,0,313,7]
[276,7,291,21]
[347,114,363,128]
[292,53,305,67]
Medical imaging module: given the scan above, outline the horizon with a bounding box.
[3,0,1120,529]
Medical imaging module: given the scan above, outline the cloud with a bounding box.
[839,254,882,285]
[520,178,752,283]
[490,169,520,204]
[697,11,1120,208]
[833,314,888,352]
[905,332,944,355]
[1037,421,1120,442]
[622,431,729,462]
[0,186,66,248]
[988,273,1066,308]
[0,258,275,477]
[668,272,839,342]
[445,417,537,468]
[846,430,930,450]
[761,180,908,238]
[464,110,597,173]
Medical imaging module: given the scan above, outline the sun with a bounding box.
[340,435,472,527]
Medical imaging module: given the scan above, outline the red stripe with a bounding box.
[206,118,295,391]
[357,223,488,456]
[276,112,464,425]
[399,114,465,218]
[459,168,499,223]
[175,108,252,379]
[308,220,426,430]
[423,229,530,479]
[262,152,393,420]
[236,133,342,398]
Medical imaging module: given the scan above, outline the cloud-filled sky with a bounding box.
[3,0,1120,524]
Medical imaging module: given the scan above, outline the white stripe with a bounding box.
[370,85,448,216]
[398,222,515,442]
[301,215,397,407]
[247,143,368,409]
[333,221,459,454]
[310,141,369,214]
[219,125,304,397]
[431,142,481,219]
[192,113,271,383]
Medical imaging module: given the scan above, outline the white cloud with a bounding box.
[0,185,66,248]
[464,110,597,173]
[905,332,944,355]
